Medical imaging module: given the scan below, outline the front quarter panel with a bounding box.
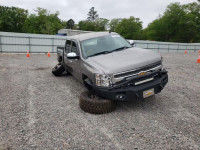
[81,60,104,85]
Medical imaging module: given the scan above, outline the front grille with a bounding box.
[114,61,161,79]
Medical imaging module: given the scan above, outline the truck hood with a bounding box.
[87,47,161,74]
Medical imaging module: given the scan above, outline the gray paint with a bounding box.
[68,32,117,41]
[87,47,161,74]
[58,32,162,85]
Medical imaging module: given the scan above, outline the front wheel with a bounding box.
[79,91,116,114]
[52,63,65,76]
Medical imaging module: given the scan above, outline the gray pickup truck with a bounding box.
[52,32,168,114]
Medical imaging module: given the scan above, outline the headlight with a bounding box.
[95,74,112,87]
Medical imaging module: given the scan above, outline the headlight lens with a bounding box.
[95,74,112,87]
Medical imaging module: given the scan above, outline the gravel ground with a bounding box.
[0,53,199,150]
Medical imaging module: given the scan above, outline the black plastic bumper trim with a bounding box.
[91,72,168,101]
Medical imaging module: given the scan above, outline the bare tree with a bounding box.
[87,7,99,21]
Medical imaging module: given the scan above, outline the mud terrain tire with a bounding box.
[52,63,65,76]
[79,91,116,114]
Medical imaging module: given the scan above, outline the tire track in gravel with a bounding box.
[0,56,30,149]
[27,84,38,147]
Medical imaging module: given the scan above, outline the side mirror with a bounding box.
[67,52,79,59]
[128,40,135,47]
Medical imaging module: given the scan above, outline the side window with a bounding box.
[71,41,79,54]
[65,40,71,53]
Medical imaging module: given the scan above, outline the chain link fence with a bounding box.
[0,32,66,53]
[130,40,200,53]
[1,32,200,53]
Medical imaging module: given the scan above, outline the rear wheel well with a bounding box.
[57,56,62,62]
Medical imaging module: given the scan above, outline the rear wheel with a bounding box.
[79,91,116,114]
[52,63,65,76]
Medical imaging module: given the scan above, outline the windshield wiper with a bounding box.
[87,46,130,58]
[111,46,130,52]
[88,51,112,58]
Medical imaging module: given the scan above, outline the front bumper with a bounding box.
[91,70,168,101]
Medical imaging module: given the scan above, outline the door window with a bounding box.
[71,41,79,54]
[65,40,71,53]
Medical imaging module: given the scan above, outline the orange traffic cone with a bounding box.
[197,55,200,63]
[27,51,30,57]
[185,50,187,54]
[47,51,51,57]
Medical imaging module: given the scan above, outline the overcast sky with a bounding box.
[1,0,197,28]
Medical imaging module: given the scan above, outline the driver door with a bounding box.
[64,39,72,71]
[64,39,81,80]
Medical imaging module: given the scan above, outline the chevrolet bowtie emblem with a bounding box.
[138,71,147,76]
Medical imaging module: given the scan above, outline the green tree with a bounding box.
[73,24,78,30]
[22,14,39,33]
[66,19,75,29]
[78,7,108,31]
[0,6,28,32]
[23,7,64,34]
[78,20,95,31]
[115,16,143,39]
[109,18,121,32]
[183,2,200,42]
[87,7,99,21]
[78,18,108,31]
[95,18,109,31]
[143,17,166,41]
[144,2,200,43]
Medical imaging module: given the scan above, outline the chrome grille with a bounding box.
[114,61,162,79]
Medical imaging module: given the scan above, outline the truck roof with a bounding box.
[68,32,118,41]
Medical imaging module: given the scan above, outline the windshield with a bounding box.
[81,34,131,58]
